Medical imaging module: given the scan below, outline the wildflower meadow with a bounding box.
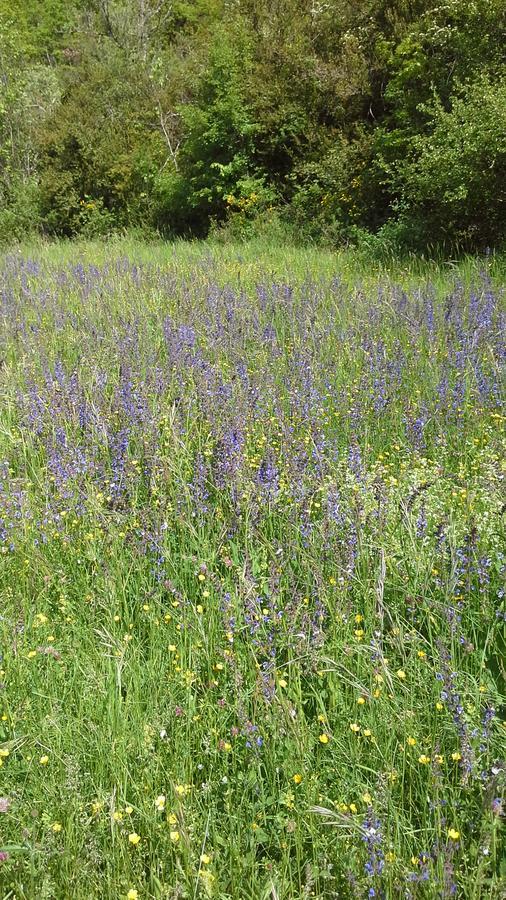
[0,242,504,899]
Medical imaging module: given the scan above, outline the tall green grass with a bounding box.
[0,241,504,899]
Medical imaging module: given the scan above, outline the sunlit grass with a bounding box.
[0,242,504,899]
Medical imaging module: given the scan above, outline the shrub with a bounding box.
[385,77,506,250]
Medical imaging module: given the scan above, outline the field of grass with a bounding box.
[0,240,504,899]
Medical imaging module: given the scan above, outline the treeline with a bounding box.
[1,0,505,251]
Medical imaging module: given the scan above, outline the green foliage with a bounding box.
[385,77,506,249]
[288,131,376,243]
[37,52,165,236]
[0,0,83,61]
[0,177,40,242]
[156,28,262,236]
[0,0,505,250]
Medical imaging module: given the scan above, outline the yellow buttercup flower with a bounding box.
[128,832,141,846]
[127,891,139,900]
[448,828,460,841]
[418,754,430,764]
[407,737,416,747]
[293,774,303,784]
[39,755,49,765]
[350,723,360,733]
[319,733,329,744]
[170,830,180,843]
[200,853,211,864]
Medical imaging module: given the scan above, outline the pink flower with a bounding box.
[0,798,9,813]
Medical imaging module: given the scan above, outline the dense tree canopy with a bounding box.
[0,0,505,250]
